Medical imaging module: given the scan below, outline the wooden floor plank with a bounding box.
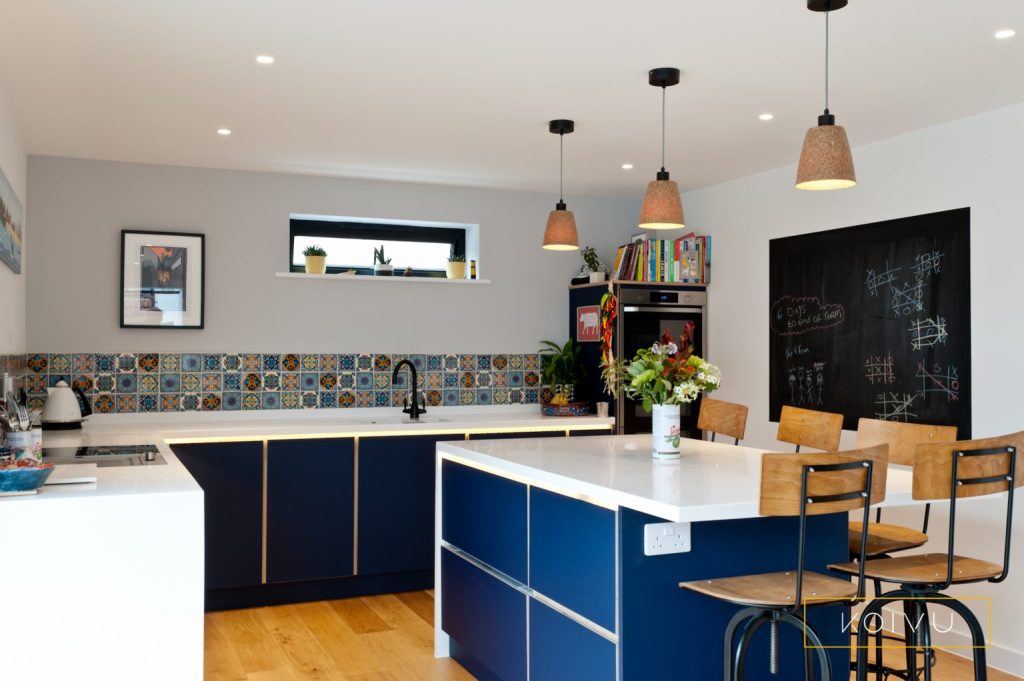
[205,590,1020,681]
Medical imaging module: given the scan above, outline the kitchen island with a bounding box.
[435,434,920,681]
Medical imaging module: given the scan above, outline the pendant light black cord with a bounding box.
[661,86,667,171]
[824,9,830,113]
[559,132,564,202]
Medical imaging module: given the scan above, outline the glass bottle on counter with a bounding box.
[470,260,477,280]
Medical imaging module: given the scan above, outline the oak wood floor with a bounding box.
[204,590,1019,681]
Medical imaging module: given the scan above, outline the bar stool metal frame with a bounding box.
[848,439,1019,681]
[681,446,887,681]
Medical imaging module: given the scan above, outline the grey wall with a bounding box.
[27,156,639,353]
[0,83,26,354]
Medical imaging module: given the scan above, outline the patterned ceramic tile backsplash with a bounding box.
[22,353,545,414]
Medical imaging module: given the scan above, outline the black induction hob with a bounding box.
[41,444,166,467]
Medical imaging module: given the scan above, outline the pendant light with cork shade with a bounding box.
[796,0,856,190]
[542,119,580,251]
[639,67,685,230]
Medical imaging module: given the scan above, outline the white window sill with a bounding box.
[275,272,491,285]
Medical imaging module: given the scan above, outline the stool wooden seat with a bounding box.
[697,397,749,445]
[847,521,928,557]
[682,570,857,607]
[830,553,1003,585]
[777,405,843,452]
[847,419,957,558]
[679,445,889,681]
[840,431,1024,681]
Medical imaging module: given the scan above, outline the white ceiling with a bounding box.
[2,0,1023,196]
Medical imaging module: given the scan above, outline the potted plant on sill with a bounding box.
[446,254,466,279]
[373,245,393,276]
[303,244,327,274]
[582,246,607,283]
[602,322,721,460]
[539,339,587,415]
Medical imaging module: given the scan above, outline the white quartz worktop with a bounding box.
[77,405,614,442]
[438,434,920,523]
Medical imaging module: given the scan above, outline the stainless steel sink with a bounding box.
[42,444,167,467]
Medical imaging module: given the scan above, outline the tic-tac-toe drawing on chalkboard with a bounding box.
[769,208,971,436]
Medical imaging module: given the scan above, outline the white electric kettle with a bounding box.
[41,380,92,429]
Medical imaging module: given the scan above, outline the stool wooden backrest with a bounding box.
[777,405,844,452]
[855,418,957,467]
[697,397,749,444]
[760,445,889,516]
[759,444,889,606]
[913,431,1024,500]
[912,431,1024,589]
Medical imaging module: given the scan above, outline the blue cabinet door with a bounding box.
[530,598,616,681]
[358,434,462,575]
[266,438,355,583]
[171,442,263,590]
[530,487,616,632]
[441,460,528,583]
[442,548,527,681]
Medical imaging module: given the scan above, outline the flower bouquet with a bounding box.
[602,322,721,459]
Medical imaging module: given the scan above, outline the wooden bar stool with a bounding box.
[830,431,1024,681]
[680,444,889,680]
[777,405,843,452]
[698,397,749,445]
[848,419,957,680]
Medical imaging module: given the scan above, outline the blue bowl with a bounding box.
[0,464,55,493]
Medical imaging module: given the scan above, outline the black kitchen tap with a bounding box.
[392,359,424,421]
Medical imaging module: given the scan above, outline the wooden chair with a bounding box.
[831,431,1024,681]
[777,405,844,452]
[680,444,889,681]
[849,419,958,558]
[697,397,749,445]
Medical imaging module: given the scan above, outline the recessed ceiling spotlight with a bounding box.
[255,55,275,64]
[995,29,1016,40]
[759,113,775,121]
[217,128,232,136]
[621,163,634,170]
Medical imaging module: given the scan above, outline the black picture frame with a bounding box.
[120,229,205,329]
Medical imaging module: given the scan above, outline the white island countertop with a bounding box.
[438,434,920,523]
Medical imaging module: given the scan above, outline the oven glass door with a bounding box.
[619,306,705,437]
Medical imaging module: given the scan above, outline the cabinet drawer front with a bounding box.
[266,438,355,583]
[441,460,527,583]
[529,598,615,681]
[442,549,527,681]
[529,487,616,631]
[172,442,263,590]
[358,435,462,575]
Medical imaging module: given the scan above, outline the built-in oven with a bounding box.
[615,287,708,436]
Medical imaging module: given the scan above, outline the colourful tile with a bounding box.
[460,372,475,389]
[524,371,540,387]
[320,391,339,408]
[116,353,137,372]
[476,355,491,370]
[373,354,392,371]
[202,354,223,371]
[181,374,201,393]
[338,354,356,371]
[280,353,300,371]
[138,394,159,413]
[281,392,301,409]
[300,354,319,372]
[476,389,492,405]
[241,354,262,371]
[243,373,261,391]
[374,391,390,407]
[302,391,318,409]
[138,374,159,394]
[159,394,180,412]
[319,373,337,390]
[338,390,355,408]
[426,355,443,371]
[426,389,442,407]
[476,371,492,388]
[444,373,458,388]
[281,373,300,391]
[493,373,508,388]
[262,354,281,371]
[442,390,459,406]
[356,372,373,390]
[524,354,541,371]
[338,372,355,389]
[493,389,508,404]
[94,393,115,414]
[115,394,137,413]
[48,354,71,373]
[263,372,280,391]
[73,354,95,373]
[320,354,339,372]
[223,373,242,391]
[459,355,476,371]
[223,354,242,371]
[203,373,223,392]
[242,393,260,410]
[373,373,389,389]
[524,387,540,404]
[509,372,523,387]
[73,375,94,393]
[508,354,524,370]
[261,393,280,409]
[159,354,180,372]
[181,354,202,372]
[222,392,241,411]
[509,388,524,403]
[95,373,115,392]
[355,391,373,408]
[202,394,222,411]
[299,373,318,391]
[160,374,180,393]
[459,389,475,405]
[27,354,48,373]
[116,373,137,393]
[426,373,442,389]
[492,354,508,371]
[182,393,201,411]
[138,353,159,372]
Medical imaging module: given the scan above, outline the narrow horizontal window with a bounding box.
[290,216,467,277]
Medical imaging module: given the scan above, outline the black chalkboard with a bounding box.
[769,208,971,436]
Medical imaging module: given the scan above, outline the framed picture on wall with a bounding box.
[120,230,205,329]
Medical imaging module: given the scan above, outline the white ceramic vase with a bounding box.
[651,403,682,460]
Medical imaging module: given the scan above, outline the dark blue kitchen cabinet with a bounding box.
[529,598,615,681]
[442,548,527,681]
[358,434,463,576]
[266,437,355,583]
[171,441,264,590]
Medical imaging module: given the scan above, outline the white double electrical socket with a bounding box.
[643,521,692,556]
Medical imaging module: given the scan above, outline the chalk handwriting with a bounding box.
[890,280,926,318]
[864,353,896,385]
[875,392,919,422]
[865,263,900,298]
[787,361,826,406]
[916,362,960,402]
[912,250,944,280]
[785,344,811,360]
[770,295,846,336]
[909,317,949,351]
